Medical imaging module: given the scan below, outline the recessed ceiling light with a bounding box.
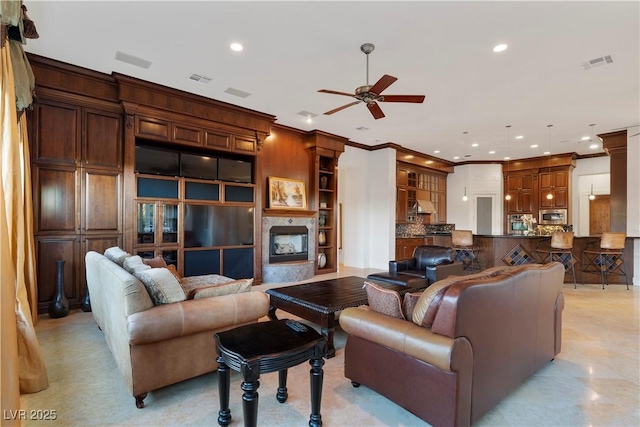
[531,144,538,148]
[590,144,599,149]
[434,150,440,154]
[489,151,495,154]
[493,44,508,53]
[515,135,524,140]
[471,143,479,147]
[504,156,510,160]
[230,42,243,52]
[581,136,591,141]
[454,156,460,160]
[544,151,551,155]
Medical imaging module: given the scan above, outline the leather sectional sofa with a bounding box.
[85,250,270,408]
[341,262,565,426]
[367,245,464,288]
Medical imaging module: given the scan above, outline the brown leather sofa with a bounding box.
[367,245,464,288]
[85,251,270,408]
[341,262,565,426]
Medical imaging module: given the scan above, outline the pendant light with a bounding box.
[504,125,512,201]
[546,124,554,201]
[462,131,468,202]
[589,123,596,200]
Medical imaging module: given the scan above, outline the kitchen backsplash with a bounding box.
[396,223,455,236]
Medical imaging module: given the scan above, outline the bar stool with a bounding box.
[451,230,481,271]
[581,232,629,290]
[536,231,577,288]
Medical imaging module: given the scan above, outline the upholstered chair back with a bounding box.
[412,245,456,269]
[600,232,626,250]
[550,231,574,250]
[452,230,473,247]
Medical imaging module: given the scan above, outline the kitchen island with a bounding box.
[416,233,633,286]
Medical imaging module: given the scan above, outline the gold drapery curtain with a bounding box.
[1,6,48,420]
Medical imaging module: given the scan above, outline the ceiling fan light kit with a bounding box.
[318,43,426,119]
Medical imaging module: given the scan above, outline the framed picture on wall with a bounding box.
[268,177,307,209]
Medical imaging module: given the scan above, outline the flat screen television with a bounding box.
[180,153,218,180]
[218,158,253,183]
[135,146,180,176]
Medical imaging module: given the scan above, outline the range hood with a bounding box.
[415,199,436,214]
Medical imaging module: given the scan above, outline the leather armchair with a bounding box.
[368,245,464,288]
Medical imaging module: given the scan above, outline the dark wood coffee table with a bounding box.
[266,276,415,358]
[214,320,327,427]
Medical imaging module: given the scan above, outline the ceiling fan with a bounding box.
[318,43,426,120]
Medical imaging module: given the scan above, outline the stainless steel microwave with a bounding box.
[539,209,567,225]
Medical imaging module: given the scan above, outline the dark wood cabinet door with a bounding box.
[83,109,123,169]
[34,165,79,233]
[33,101,80,165]
[553,170,568,188]
[204,129,232,150]
[172,123,203,147]
[82,169,121,233]
[36,236,80,310]
[553,188,568,208]
[233,136,257,154]
[80,235,122,288]
[521,190,534,213]
[135,115,170,141]
[396,187,407,221]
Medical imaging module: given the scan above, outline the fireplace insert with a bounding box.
[269,226,309,263]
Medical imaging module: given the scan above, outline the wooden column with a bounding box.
[600,130,627,232]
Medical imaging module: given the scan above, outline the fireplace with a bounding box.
[269,226,308,263]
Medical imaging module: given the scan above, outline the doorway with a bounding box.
[589,195,610,235]
[476,196,493,235]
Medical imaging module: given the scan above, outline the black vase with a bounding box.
[81,286,91,312]
[49,260,70,318]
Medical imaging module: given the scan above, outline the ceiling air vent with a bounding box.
[188,73,212,83]
[224,87,251,98]
[582,55,613,70]
[114,51,152,69]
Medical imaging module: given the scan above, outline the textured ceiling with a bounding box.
[23,1,640,162]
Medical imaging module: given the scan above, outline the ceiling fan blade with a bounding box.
[369,74,397,95]
[381,95,426,103]
[318,89,355,97]
[367,102,385,120]
[324,101,361,115]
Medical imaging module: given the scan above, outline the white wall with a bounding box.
[626,132,640,286]
[338,146,396,270]
[447,163,503,234]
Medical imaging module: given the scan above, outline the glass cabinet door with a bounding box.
[161,203,179,243]
[137,203,156,244]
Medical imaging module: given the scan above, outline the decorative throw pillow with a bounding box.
[411,281,452,328]
[104,247,131,267]
[165,264,182,283]
[142,255,168,268]
[180,274,236,298]
[402,291,423,321]
[364,281,405,320]
[123,255,151,275]
[137,268,187,305]
[191,278,254,300]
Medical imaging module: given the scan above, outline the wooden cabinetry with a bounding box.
[505,171,535,214]
[133,113,259,154]
[311,151,339,273]
[396,164,447,224]
[503,154,576,232]
[395,238,424,260]
[132,172,256,279]
[539,170,569,209]
[30,97,123,313]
